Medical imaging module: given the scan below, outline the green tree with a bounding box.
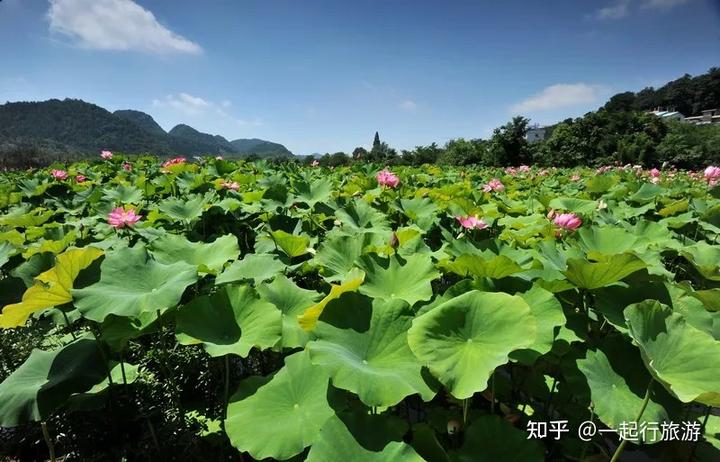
[489,116,531,166]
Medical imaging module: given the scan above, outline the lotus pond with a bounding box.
[1,156,719,461]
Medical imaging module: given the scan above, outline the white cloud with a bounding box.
[152,93,259,128]
[153,93,211,115]
[592,0,693,19]
[640,0,692,9]
[47,0,201,54]
[510,83,605,113]
[399,100,418,111]
[595,1,630,19]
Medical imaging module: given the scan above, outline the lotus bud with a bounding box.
[447,420,461,435]
[389,231,399,249]
[546,209,555,219]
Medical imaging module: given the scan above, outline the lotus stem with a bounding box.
[610,379,653,462]
[688,405,711,461]
[462,398,470,424]
[224,355,230,419]
[41,421,56,462]
[60,309,76,340]
[490,373,496,415]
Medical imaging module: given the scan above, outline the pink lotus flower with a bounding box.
[75,175,87,183]
[100,150,113,159]
[505,167,517,176]
[311,160,320,167]
[107,207,142,229]
[704,166,720,186]
[649,168,661,178]
[221,180,240,191]
[553,213,582,231]
[570,173,581,182]
[651,177,661,184]
[482,178,505,193]
[456,215,488,230]
[376,169,400,188]
[51,169,68,180]
[518,165,531,173]
[122,162,132,171]
[162,157,187,168]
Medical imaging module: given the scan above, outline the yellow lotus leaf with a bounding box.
[297,269,365,331]
[0,247,103,328]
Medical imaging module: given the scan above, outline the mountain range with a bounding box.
[0,99,292,164]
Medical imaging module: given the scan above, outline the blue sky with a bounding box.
[1,0,719,154]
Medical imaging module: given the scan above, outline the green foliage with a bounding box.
[0,158,719,461]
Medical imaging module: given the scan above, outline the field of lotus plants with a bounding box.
[1,154,719,461]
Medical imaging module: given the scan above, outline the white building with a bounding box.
[526,126,547,143]
[648,109,685,121]
[684,109,720,125]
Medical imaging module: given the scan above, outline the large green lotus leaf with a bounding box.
[625,300,720,406]
[510,285,566,364]
[563,253,647,290]
[175,284,281,357]
[73,246,198,322]
[269,229,310,258]
[441,254,523,279]
[0,247,104,328]
[449,415,544,462]
[66,362,140,411]
[215,253,285,285]
[149,233,239,274]
[629,183,665,203]
[306,415,424,462]
[334,199,390,232]
[0,241,17,268]
[314,233,374,282]
[585,174,619,193]
[158,194,207,223]
[693,289,720,312]
[255,275,322,348]
[547,197,597,214]
[225,350,334,460]
[0,207,54,227]
[407,291,536,399]
[358,253,439,307]
[396,197,438,230]
[630,220,682,251]
[0,336,107,427]
[102,184,143,204]
[576,226,638,257]
[411,423,450,462]
[291,178,333,206]
[593,281,671,333]
[101,311,159,351]
[308,294,437,406]
[681,242,720,281]
[577,336,669,444]
[667,284,720,340]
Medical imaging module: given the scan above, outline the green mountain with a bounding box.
[168,124,237,156]
[603,67,720,115]
[0,99,293,166]
[0,99,171,156]
[114,109,167,137]
[230,138,293,157]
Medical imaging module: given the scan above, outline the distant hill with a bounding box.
[168,124,237,156]
[230,138,293,157]
[0,99,171,156]
[0,98,293,166]
[114,109,167,137]
[603,67,720,116]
